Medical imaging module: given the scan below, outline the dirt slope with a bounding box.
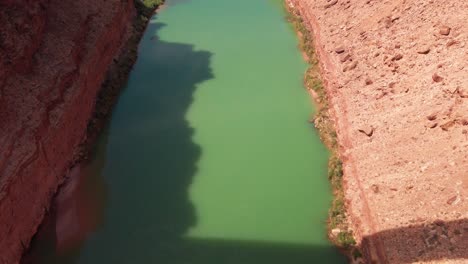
[290,0,467,263]
[0,1,135,263]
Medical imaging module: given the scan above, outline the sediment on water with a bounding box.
[284,0,360,262]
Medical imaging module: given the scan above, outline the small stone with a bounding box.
[427,113,437,121]
[439,26,451,36]
[324,0,338,8]
[458,88,468,98]
[343,61,358,72]
[429,122,438,129]
[447,195,457,205]
[371,184,379,193]
[365,78,373,85]
[432,73,443,83]
[441,120,455,131]
[417,47,431,54]
[335,46,345,54]
[331,228,341,237]
[383,16,393,28]
[358,125,374,137]
[391,53,403,61]
[339,52,351,62]
[446,39,458,47]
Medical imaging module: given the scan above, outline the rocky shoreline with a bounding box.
[285,0,467,263]
[22,1,166,261]
[0,1,164,263]
[285,0,360,262]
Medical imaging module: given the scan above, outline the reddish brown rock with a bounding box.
[391,53,403,61]
[439,26,451,36]
[457,88,468,98]
[339,52,351,62]
[441,120,456,131]
[446,196,457,205]
[427,113,437,121]
[0,0,135,263]
[432,73,444,82]
[343,61,358,72]
[446,39,458,47]
[429,122,438,129]
[417,47,431,54]
[324,0,338,9]
[335,46,346,54]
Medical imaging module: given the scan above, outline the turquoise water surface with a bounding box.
[26,0,347,263]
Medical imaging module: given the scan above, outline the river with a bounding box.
[25,0,347,263]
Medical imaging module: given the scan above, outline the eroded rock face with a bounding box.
[0,0,135,262]
[289,0,467,263]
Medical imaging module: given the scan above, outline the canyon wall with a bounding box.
[0,0,135,263]
[290,0,467,263]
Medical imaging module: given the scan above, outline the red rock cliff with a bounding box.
[0,0,135,263]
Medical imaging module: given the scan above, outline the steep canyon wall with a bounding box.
[0,0,135,262]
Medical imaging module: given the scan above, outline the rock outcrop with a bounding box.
[0,0,135,263]
[289,0,467,263]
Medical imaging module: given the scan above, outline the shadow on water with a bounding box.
[23,16,347,264]
[23,18,211,264]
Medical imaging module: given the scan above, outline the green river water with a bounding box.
[26,0,347,263]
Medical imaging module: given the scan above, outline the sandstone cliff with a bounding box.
[290,0,467,263]
[0,0,135,263]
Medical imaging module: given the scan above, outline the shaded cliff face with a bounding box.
[0,0,135,263]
